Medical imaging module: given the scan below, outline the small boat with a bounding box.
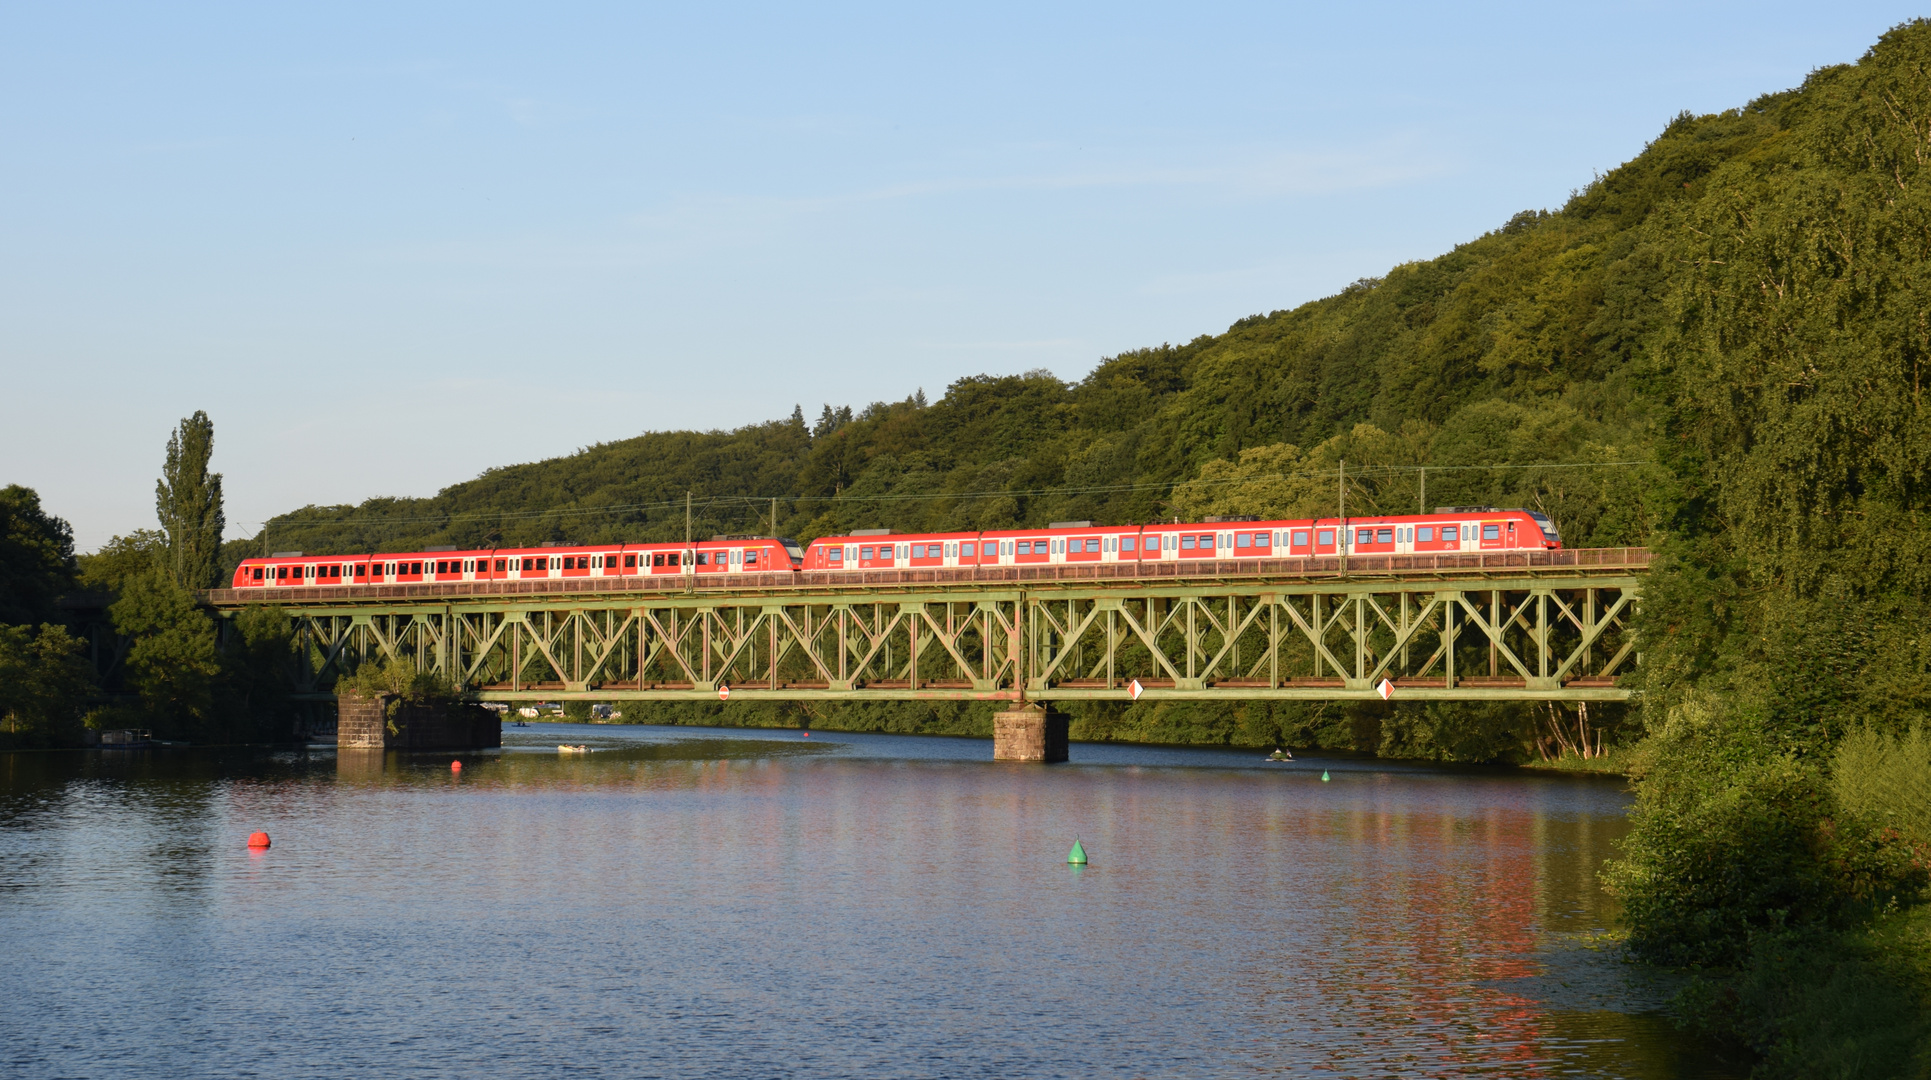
[510,720,530,728]
[557,745,591,754]
[1268,748,1294,761]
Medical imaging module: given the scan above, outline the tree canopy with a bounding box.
[0,484,77,626]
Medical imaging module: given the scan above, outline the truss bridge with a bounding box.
[203,548,1647,704]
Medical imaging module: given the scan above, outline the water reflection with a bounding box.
[0,726,1742,1079]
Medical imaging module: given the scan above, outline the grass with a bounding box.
[1521,744,1639,775]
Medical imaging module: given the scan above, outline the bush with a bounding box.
[336,659,455,706]
[1834,724,1931,853]
[1607,696,1928,969]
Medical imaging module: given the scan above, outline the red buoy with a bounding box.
[451,760,463,772]
[247,831,271,849]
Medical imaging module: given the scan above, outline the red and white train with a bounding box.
[229,508,1559,588]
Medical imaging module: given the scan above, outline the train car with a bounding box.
[228,510,1557,587]
[797,509,1559,572]
[230,536,805,588]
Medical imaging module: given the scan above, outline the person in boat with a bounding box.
[1269,748,1294,761]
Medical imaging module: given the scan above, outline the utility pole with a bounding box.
[1338,459,1347,574]
[685,491,692,545]
[1419,467,1427,514]
[770,497,777,537]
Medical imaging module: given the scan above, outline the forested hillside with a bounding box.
[231,97,1779,563]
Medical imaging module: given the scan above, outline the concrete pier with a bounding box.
[993,704,1068,762]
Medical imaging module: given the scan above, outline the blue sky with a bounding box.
[2,2,1920,550]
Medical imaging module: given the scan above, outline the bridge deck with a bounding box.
[206,547,1649,608]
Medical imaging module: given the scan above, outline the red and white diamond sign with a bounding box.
[717,684,731,702]
[1377,678,1394,701]
[1129,678,1145,701]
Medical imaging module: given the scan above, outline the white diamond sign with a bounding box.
[717,684,731,702]
[1377,678,1394,701]
[1129,678,1145,701]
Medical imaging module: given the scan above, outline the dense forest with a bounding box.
[9,21,1931,1074]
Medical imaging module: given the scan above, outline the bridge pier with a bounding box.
[337,692,501,751]
[994,704,1068,763]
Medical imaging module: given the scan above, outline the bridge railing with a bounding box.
[204,547,1649,607]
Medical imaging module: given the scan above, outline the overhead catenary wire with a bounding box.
[216,459,1652,537]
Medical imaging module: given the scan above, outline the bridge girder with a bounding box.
[225,569,1641,704]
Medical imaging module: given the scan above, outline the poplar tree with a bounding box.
[155,411,225,590]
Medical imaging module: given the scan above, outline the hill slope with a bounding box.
[227,93,1788,565]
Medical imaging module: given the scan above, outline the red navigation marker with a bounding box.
[717,684,731,702]
[1129,678,1145,701]
[247,831,271,849]
[1377,678,1394,701]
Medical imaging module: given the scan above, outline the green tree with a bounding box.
[0,623,95,747]
[109,569,220,739]
[222,603,296,731]
[0,485,78,625]
[156,411,224,590]
[77,529,166,593]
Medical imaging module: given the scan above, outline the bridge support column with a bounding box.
[994,704,1068,763]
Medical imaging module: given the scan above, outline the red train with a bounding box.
[229,508,1559,588]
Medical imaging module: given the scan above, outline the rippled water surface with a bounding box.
[0,726,1742,1079]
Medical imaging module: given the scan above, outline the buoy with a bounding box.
[451,760,463,772]
[247,831,271,849]
[1321,770,1330,782]
[802,732,810,738]
[1067,839,1087,865]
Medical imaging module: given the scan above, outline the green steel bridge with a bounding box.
[203,548,1647,706]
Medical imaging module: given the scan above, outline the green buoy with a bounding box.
[1067,839,1088,865]
[1321,770,1331,782]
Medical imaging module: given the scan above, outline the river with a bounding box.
[0,725,1742,1078]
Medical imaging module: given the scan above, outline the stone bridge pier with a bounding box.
[994,705,1068,763]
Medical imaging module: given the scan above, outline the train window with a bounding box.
[331,566,341,577]
[1290,531,1307,546]
[621,554,634,568]
[910,544,925,558]
[1420,527,1435,542]
[1483,524,1500,540]
[961,543,975,557]
[649,553,662,567]
[1180,535,1195,550]
[1121,537,1136,552]
[1356,529,1371,545]
[252,568,263,580]
[1316,530,1333,546]
[744,550,758,565]
[827,548,842,562]
[860,546,874,560]
[1377,529,1393,544]
[1235,533,1250,549]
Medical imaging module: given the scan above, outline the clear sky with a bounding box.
[3,2,1920,551]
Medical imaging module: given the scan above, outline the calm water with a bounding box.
[0,725,1741,1079]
